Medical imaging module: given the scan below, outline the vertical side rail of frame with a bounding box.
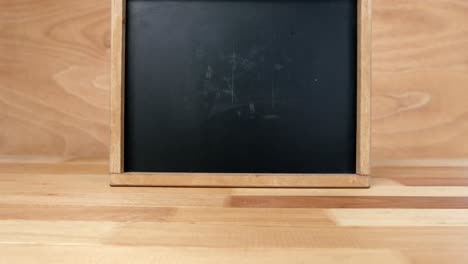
[356,0,372,176]
[110,0,125,174]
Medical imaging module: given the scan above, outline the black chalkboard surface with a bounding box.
[124,0,357,174]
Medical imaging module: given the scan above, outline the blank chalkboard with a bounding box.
[123,0,357,174]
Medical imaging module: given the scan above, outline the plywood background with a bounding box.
[1,0,467,171]
[0,0,110,161]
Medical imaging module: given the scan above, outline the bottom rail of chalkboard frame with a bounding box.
[110,173,369,188]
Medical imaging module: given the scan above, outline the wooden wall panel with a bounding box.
[1,0,468,172]
[0,0,110,161]
[372,0,468,167]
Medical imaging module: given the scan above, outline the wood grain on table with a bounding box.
[0,161,467,263]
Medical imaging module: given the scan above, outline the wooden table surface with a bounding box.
[0,161,467,264]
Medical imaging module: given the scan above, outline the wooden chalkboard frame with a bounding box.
[110,0,372,187]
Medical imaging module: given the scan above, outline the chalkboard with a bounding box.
[123,0,357,174]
